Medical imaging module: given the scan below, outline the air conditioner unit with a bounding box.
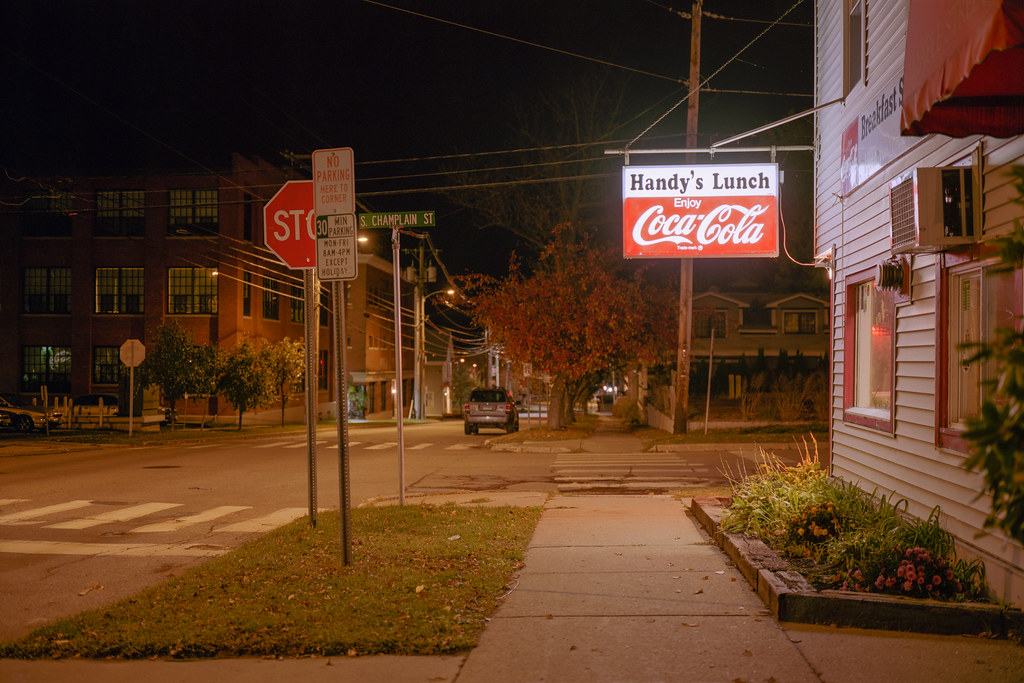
[889,167,980,254]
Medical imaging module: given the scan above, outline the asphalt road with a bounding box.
[0,419,770,641]
[0,420,557,641]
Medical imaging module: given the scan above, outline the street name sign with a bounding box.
[358,211,435,229]
[312,147,354,216]
[316,214,358,281]
[264,180,315,268]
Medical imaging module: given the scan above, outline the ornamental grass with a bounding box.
[720,444,988,602]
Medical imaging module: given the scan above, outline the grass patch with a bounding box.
[0,503,542,660]
[638,423,828,449]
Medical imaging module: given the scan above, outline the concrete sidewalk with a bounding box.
[4,494,1023,682]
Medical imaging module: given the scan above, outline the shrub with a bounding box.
[612,396,641,425]
[721,446,988,602]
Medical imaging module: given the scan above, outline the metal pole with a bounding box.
[304,268,319,526]
[391,228,406,505]
[704,322,714,434]
[334,280,352,565]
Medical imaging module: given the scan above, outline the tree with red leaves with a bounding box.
[465,224,675,429]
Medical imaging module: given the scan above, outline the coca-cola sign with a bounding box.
[622,163,779,258]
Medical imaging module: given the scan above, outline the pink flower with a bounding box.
[917,576,926,585]
[885,577,897,588]
[896,566,905,578]
[932,575,942,585]
[903,581,913,591]
[875,575,886,590]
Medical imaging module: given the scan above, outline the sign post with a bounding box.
[312,147,357,560]
[119,339,145,437]
[263,181,319,526]
[358,210,436,506]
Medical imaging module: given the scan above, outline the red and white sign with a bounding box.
[312,147,354,216]
[264,180,315,269]
[622,163,779,259]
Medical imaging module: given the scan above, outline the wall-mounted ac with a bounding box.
[889,167,980,254]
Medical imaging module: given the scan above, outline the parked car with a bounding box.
[0,393,63,432]
[463,388,519,435]
[73,393,119,417]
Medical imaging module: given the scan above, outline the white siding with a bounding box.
[815,0,1024,606]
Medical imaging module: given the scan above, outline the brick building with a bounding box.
[0,154,411,423]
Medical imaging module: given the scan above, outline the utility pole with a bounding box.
[673,0,701,434]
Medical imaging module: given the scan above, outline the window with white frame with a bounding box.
[943,259,1019,434]
[845,278,895,429]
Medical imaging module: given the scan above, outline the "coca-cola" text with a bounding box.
[631,203,769,248]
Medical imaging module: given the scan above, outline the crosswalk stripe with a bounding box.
[215,507,308,533]
[445,444,474,450]
[45,502,183,530]
[0,500,94,525]
[185,444,218,450]
[407,442,432,450]
[253,441,293,449]
[366,442,396,450]
[129,505,252,533]
[0,499,29,507]
[0,539,226,557]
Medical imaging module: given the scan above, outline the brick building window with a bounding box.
[95,190,145,237]
[168,267,218,314]
[168,189,219,236]
[290,285,304,323]
[242,272,252,317]
[95,267,144,314]
[23,192,73,237]
[262,278,280,319]
[22,345,71,393]
[92,346,122,384]
[23,267,71,314]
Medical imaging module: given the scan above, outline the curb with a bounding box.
[690,496,1024,638]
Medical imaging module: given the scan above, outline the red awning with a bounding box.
[901,0,1024,137]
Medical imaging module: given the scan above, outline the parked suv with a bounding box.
[463,388,519,435]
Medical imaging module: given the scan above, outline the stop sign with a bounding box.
[263,180,315,268]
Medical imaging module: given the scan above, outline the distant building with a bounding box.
[0,154,412,423]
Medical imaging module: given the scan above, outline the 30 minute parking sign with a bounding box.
[316,214,358,281]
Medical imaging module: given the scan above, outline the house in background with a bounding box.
[0,154,413,424]
[814,0,1024,604]
[691,288,830,388]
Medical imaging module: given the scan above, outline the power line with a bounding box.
[361,0,686,85]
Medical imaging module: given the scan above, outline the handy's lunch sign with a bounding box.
[622,163,779,258]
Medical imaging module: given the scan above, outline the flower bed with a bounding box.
[691,496,1024,637]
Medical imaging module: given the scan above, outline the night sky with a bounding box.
[2,0,814,277]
